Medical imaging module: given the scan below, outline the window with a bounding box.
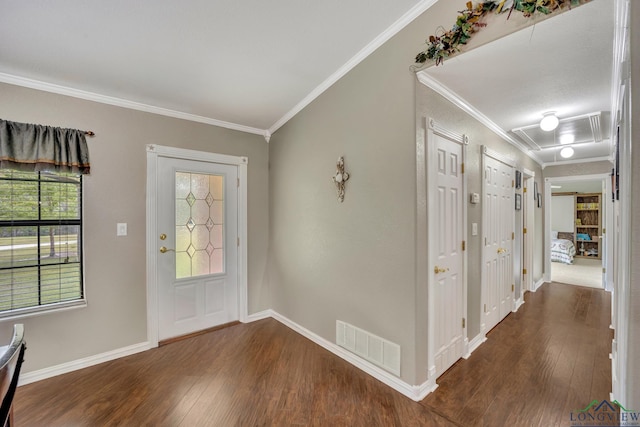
[0,170,84,317]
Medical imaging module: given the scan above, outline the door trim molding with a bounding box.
[522,173,535,293]
[418,118,468,389]
[543,173,610,284]
[483,146,516,167]
[145,144,249,348]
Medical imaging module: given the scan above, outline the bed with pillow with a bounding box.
[551,231,576,264]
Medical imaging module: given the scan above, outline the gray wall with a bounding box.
[267,0,544,385]
[0,82,270,373]
[551,196,575,233]
[543,160,612,178]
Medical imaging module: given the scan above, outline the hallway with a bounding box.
[14,283,611,426]
[422,282,612,426]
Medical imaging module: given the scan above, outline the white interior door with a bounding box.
[432,133,464,377]
[483,153,514,333]
[156,156,238,341]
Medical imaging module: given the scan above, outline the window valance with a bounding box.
[0,119,91,174]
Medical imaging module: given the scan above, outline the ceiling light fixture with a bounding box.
[540,112,559,132]
[560,147,574,159]
[559,134,575,145]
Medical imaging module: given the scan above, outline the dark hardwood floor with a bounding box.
[15,282,612,426]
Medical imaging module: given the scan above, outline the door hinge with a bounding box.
[523,187,527,193]
[462,240,466,251]
[484,304,487,313]
[512,284,515,292]
[603,228,606,234]
[512,232,515,240]
[461,162,465,174]
[523,227,527,234]
[462,318,466,328]
[237,237,240,247]
[603,268,606,273]
[237,178,240,187]
[512,180,515,187]
[523,268,527,275]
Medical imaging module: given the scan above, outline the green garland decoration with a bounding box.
[415,0,587,66]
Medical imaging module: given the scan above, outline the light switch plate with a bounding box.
[117,223,127,236]
[472,223,478,236]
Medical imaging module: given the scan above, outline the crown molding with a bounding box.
[1,0,441,142]
[416,72,543,166]
[268,0,439,135]
[0,72,269,138]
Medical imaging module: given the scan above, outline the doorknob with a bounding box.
[497,248,506,254]
[434,266,449,274]
[159,246,175,253]
[160,233,167,240]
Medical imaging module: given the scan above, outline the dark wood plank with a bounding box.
[14,282,611,426]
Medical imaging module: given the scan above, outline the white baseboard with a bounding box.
[18,311,442,402]
[269,310,435,402]
[19,341,152,386]
[245,309,272,322]
[533,278,545,292]
[513,297,525,312]
[464,333,487,359]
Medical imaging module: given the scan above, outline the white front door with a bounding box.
[483,153,514,333]
[432,132,465,377]
[156,156,239,341]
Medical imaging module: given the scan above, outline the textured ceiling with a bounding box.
[421,0,615,166]
[0,0,427,133]
[0,0,617,167]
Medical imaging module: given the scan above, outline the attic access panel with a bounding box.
[511,111,610,151]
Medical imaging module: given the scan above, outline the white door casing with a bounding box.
[603,176,614,292]
[482,147,514,334]
[423,119,468,381]
[543,174,611,285]
[146,145,248,346]
[522,172,535,294]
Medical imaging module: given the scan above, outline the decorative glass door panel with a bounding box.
[174,172,225,279]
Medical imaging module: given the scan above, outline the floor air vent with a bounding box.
[336,320,401,376]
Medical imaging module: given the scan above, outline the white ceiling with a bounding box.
[0,0,429,135]
[0,0,616,166]
[421,0,615,167]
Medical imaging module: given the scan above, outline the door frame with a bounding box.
[418,117,468,389]
[517,170,535,304]
[543,173,611,287]
[145,144,248,347]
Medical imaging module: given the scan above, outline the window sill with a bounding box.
[0,300,87,322]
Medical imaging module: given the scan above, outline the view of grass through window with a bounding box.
[0,170,83,315]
